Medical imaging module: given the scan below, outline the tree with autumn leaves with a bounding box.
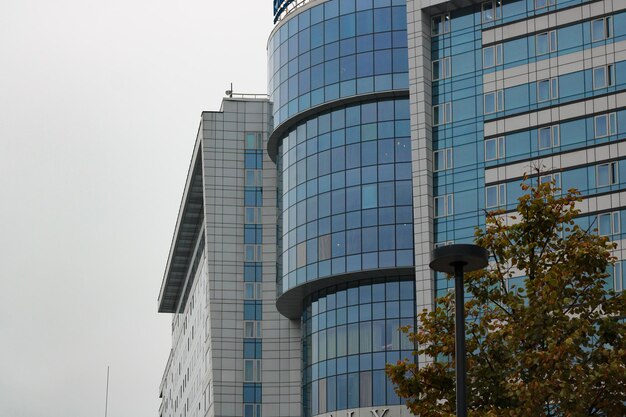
[386,180,626,416]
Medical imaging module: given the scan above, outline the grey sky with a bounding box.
[0,1,273,415]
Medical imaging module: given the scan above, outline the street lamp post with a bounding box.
[429,244,489,417]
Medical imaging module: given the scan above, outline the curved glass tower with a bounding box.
[268,1,416,416]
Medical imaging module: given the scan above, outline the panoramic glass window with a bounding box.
[302,278,415,416]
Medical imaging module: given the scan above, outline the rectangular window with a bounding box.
[485,137,505,161]
[484,90,504,114]
[593,65,614,89]
[538,125,560,149]
[614,261,623,292]
[537,77,558,102]
[245,207,262,224]
[432,57,451,81]
[245,169,263,187]
[244,404,262,417]
[434,148,453,171]
[597,162,618,187]
[434,194,454,218]
[433,102,452,125]
[592,17,612,42]
[244,359,262,382]
[245,283,262,300]
[483,44,503,68]
[245,132,263,149]
[318,234,331,260]
[536,30,557,55]
[485,184,506,208]
[594,113,617,138]
[244,321,262,338]
[540,172,561,190]
[245,244,263,262]
[432,13,450,35]
[535,0,555,8]
[482,0,502,23]
[598,212,620,236]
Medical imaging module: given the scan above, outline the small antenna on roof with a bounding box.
[225,82,233,98]
[104,366,110,417]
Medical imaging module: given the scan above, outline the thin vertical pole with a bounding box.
[105,366,110,417]
[454,263,467,417]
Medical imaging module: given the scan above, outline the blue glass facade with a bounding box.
[432,0,626,296]
[302,278,414,416]
[268,0,409,128]
[276,99,414,294]
[268,1,416,416]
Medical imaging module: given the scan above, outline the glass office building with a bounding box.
[158,1,626,417]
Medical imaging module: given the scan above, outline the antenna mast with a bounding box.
[104,366,110,417]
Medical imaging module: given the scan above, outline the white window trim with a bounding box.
[244,282,262,300]
[434,147,453,171]
[481,0,502,23]
[245,244,263,262]
[537,77,559,102]
[432,57,451,81]
[539,172,561,190]
[433,102,452,126]
[591,16,612,42]
[536,30,557,55]
[538,125,560,150]
[597,211,620,236]
[244,359,262,382]
[596,162,619,187]
[484,90,504,114]
[244,321,262,338]
[434,194,454,218]
[485,137,505,161]
[245,207,263,224]
[245,132,263,150]
[432,13,451,36]
[594,113,617,138]
[593,64,614,89]
[483,44,503,68]
[485,183,506,208]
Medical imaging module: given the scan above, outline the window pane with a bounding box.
[484,92,495,113]
[595,115,608,137]
[536,33,548,55]
[594,67,606,89]
[485,139,496,160]
[592,19,605,41]
[535,81,548,101]
[483,47,494,68]
[486,186,498,207]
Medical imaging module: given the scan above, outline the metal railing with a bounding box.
[274,0,316,24]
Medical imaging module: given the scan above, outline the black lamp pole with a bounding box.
[430,244,488,417]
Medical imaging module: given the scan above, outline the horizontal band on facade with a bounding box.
[267,90,410,163]
[276,266,414,319]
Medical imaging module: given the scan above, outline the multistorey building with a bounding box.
[159,0,626,416]
[158,98,300,417]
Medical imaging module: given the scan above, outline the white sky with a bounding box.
[0,1,273,415]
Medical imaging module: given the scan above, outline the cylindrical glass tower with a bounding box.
[268,1,415,416]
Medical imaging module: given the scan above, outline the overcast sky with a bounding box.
[0,1,273,415]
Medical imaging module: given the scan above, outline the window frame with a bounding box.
[481,0,502,23]
[484,136,505,161]
[539,172,562,190]
[537,77,559,102]
[433,102,452,126]
[594,113,617,138]
[538,125,560,150]
[434,147,453,172]
[244,359,262,382]
[484,90,504,114]
[432,13,451,36]
[596,162,619,187]
[485,183,506,208]
[593,64,614,89]
[244,320,263,338]
[432,56,451,81]
[245,244,263,262]
[483,44,503,68]
[591,16,612,42]
[245,132,263,150]
[536,30,557,55]
[434,194,454,218]
[597,211,620,236]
